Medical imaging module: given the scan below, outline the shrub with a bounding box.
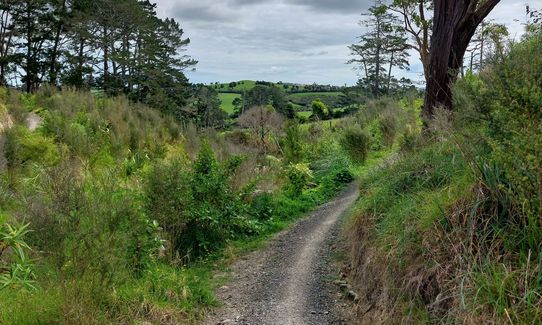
[332,169,354,186]
[144,158,192,259]
[283,120,303,163]
[145,142,254,262]
[378,113,398,147]
[4,126,59,168]
[250,193,276,221]
[285,163,314,196]
[311,99,330,120]
[0,222,36,291]
[340,126,371,163]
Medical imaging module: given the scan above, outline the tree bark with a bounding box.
[423,0,500,120]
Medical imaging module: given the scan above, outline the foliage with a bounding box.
[311,99,330,120]
[250,193,276,221]
[0,223,36,291]
[340,126,371,163]
[282,120,303,163]
[0,0,196,119]
[285,163,314,196]
[145,142,254,262]
[238,106,284,147]
[187,86,228,129]
[458,30,542,220]
[332,169,354,186]
[242,85,291,117]
[348,0,410,96]
[346,30,542,324]
[4,126,59,168]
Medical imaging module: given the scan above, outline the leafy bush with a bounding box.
[332,169,354,186]
[285,163,314,196]
[283,120,303,163]
[145,142,254,262]
[340,126,371,163]
[4,126,59,168]
[250,193,276,221]
[311,99,330,120]
[0,223,36,291]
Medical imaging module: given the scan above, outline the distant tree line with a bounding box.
[0,0,197,119]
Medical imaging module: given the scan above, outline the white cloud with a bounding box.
[154,0,530,85]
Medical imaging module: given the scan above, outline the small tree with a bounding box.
[349,0,410,96]
[311,99,330,120]
[283,120,303,163]
[238,106,284,146]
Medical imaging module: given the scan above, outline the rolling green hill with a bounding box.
[218,93,241,114]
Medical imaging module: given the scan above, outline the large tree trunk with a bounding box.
[423,0,500,120]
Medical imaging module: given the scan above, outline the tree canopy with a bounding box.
[0,0,197,118]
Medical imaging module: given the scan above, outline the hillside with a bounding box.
[0,85,411,323]
[212,80,349,117]
[1,1,540,324]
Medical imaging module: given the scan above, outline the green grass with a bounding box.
[297,111,312,119]
[218,93,241,114]
[211,80,256,92]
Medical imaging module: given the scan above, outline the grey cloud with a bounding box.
[301,50,329,57]
[170,2,236,23]
[290,0,370,13]
[229,0,369,13]
[156,0,525,86]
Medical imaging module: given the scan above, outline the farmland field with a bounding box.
[212,80,256,92]
[218,93,241,114]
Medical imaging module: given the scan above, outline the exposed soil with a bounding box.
[26,112,42,131]
[204,183,359,325]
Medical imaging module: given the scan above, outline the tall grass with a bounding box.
[346,29,542,324]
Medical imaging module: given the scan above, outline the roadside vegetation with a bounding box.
[346,21,542,324]
[0,79,417,322]
[0,0,539,323]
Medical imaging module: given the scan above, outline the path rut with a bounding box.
[204,183,358,325]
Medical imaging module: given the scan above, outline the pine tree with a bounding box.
[348,0,410,96]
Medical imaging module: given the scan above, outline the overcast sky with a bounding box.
[155,0,533,86]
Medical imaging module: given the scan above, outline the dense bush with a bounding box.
[340,126,371,163]
[282,120,303,163]
[285,163,314,196]
[4,126,59,168]
[332,169,354,186]
[145,142,255,262]
[0,84,370,323]
[346,28,542,324]
[311,99,330,120]
[250,193,276,221]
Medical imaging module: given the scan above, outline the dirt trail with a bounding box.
[204,183,358,325]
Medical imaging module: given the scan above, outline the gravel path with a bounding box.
[204,183,358,325]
